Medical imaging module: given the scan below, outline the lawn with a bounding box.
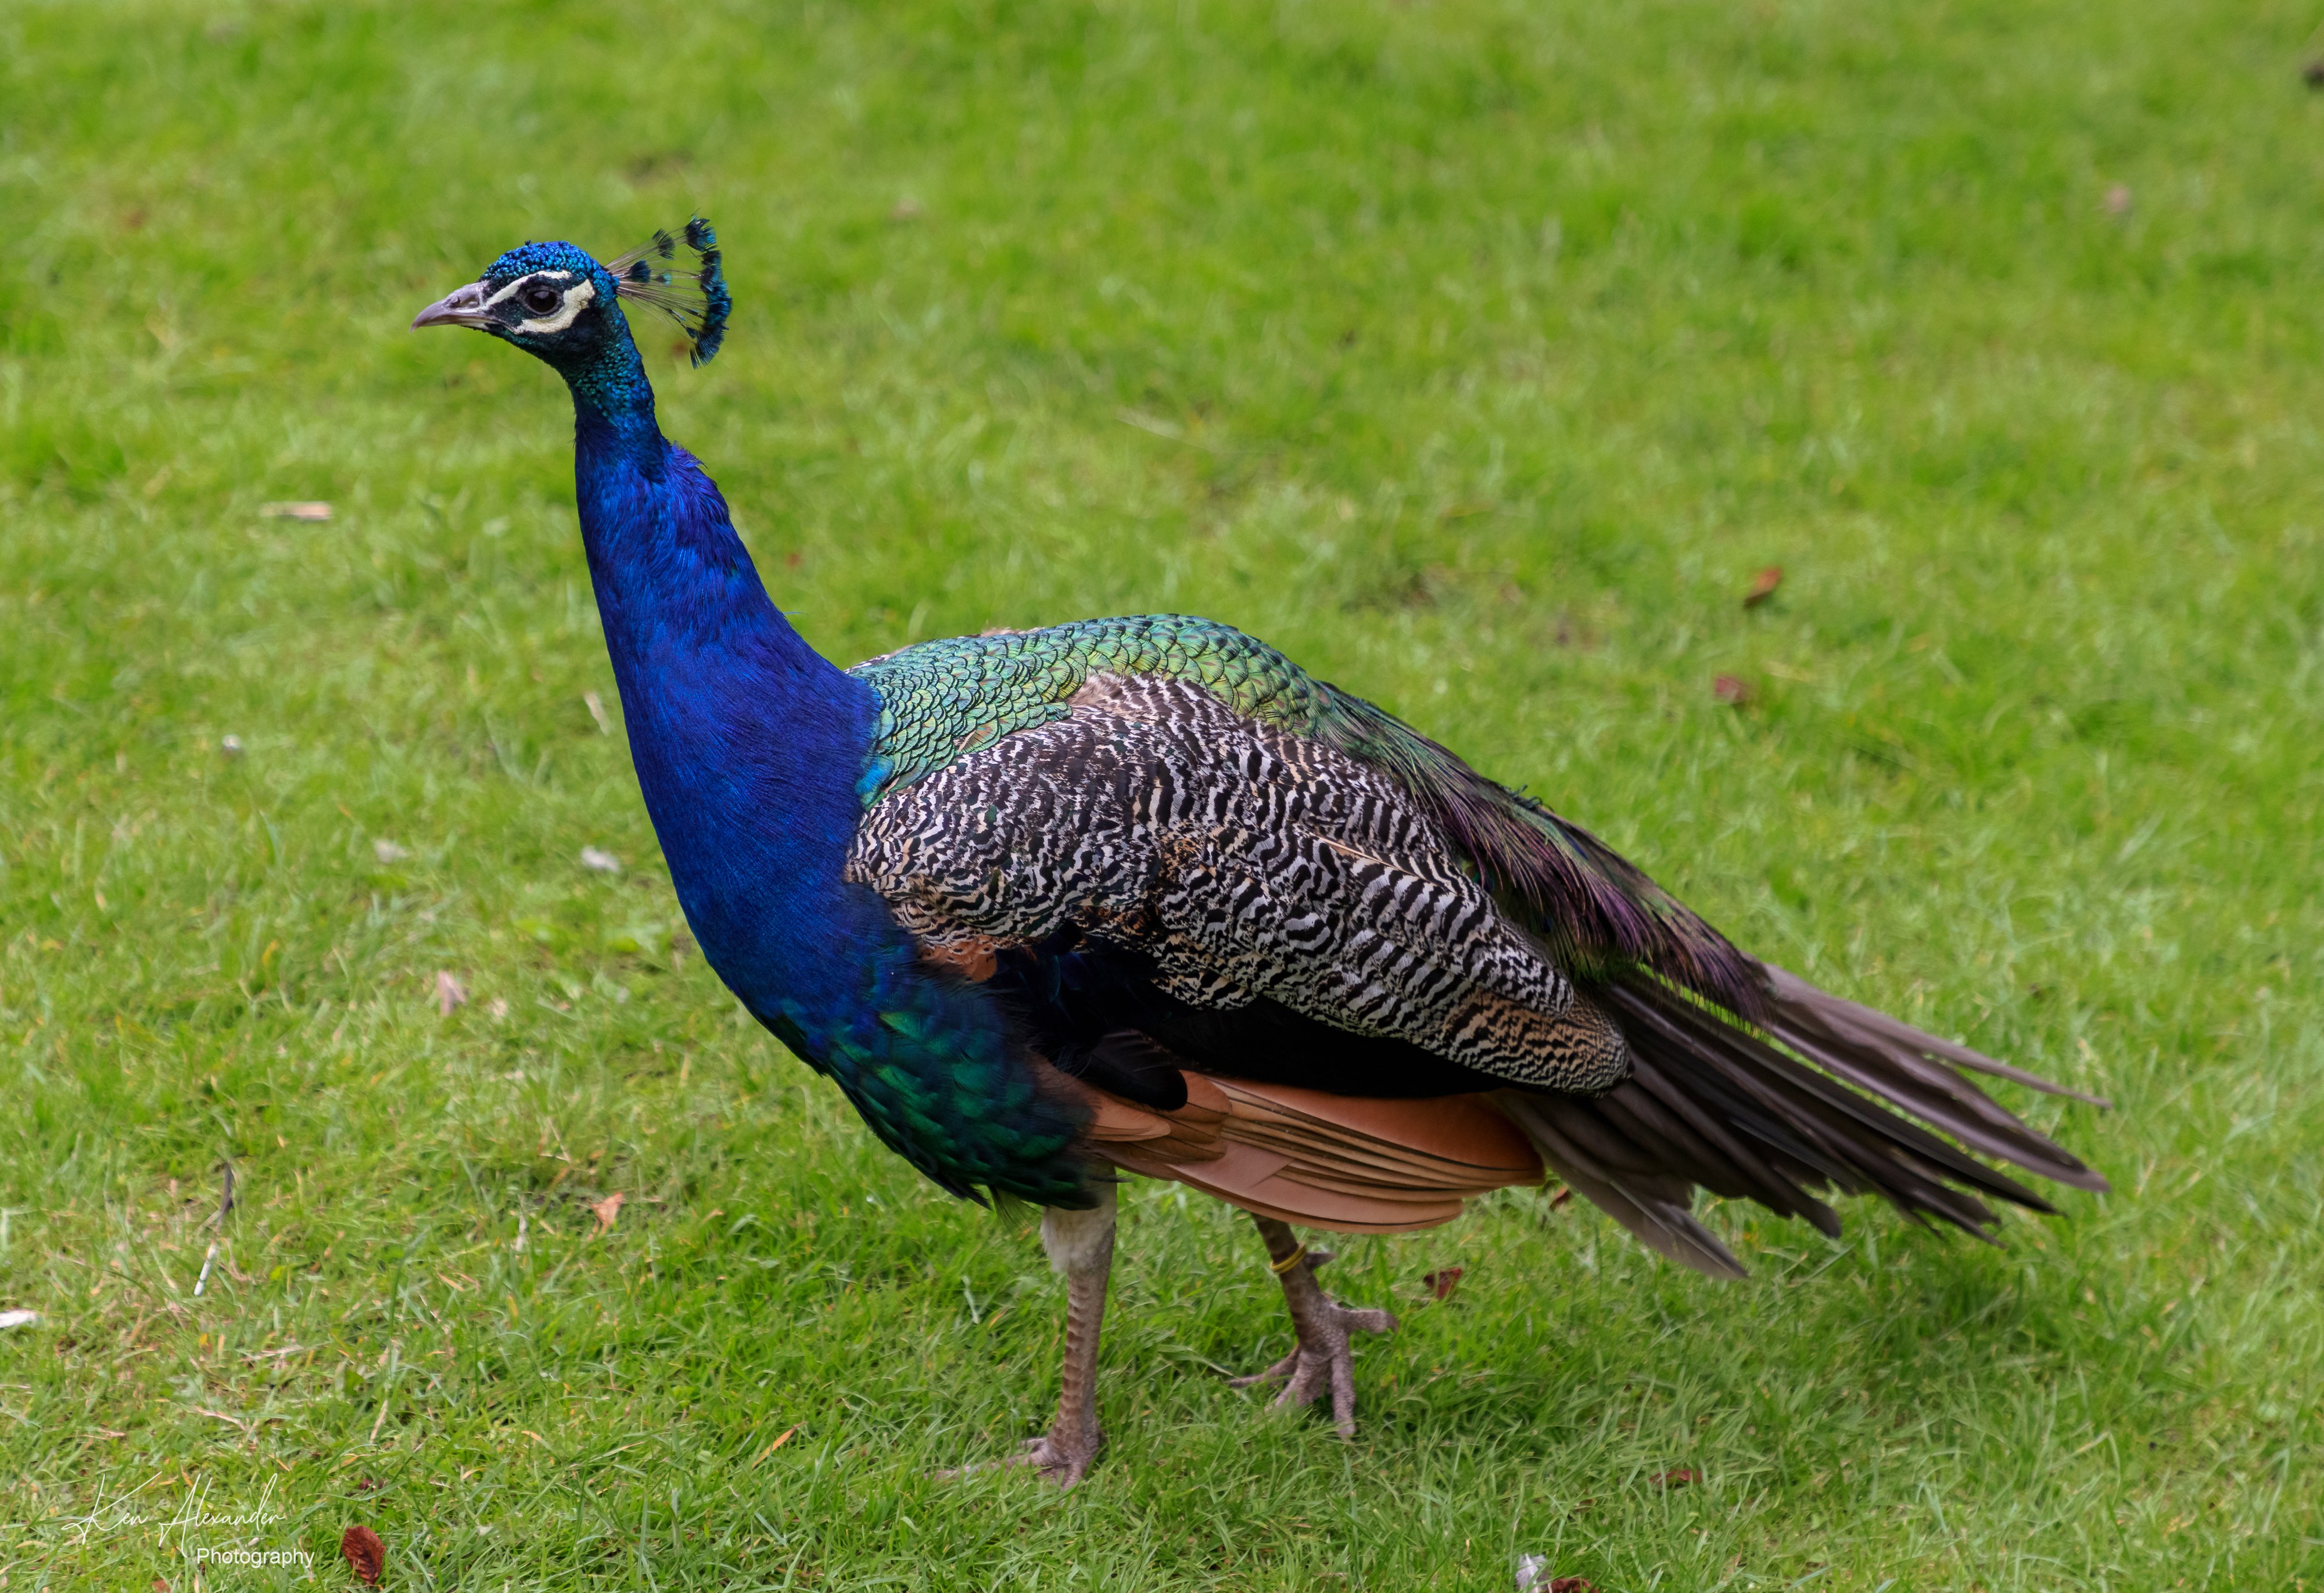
[3,0,2321,1585]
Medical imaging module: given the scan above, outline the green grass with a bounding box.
[3,0,2321,1585]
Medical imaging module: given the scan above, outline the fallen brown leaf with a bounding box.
[354,1476,381,1493]
[1550,1579,1598,1592]
[591,1191,626,1234]
[340,1524,385,1586]
[1742,565,1783,608]
[754,1426,798,1465]
[1712,674,1753,706]
[1549,1186,1573,1210]
[1422,1266,1464,1301]
[260,501,333,521]
[1652,1467,1701,1489]
[434,970,467,1015]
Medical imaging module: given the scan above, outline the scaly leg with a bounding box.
[973,1182,1116,1488]
[1231,1214,1397,1438]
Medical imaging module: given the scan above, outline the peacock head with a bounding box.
[411,218,730,374]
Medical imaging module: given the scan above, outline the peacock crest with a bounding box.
[607,216,730,366]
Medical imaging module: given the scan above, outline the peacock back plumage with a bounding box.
[851,613,1762,1014]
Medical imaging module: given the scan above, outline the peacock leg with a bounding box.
[1231,1215,1398,1438]
[1004,1181,1117,1487]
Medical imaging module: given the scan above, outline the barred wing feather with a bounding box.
[851,613,1760,1013]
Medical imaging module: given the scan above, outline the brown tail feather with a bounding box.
[1755,966,2110,1190]
[1491,1090,1749,1278]
[1613,977,2066,1208]
[1764,964,2113,1109]
[1497,967,2108,1279]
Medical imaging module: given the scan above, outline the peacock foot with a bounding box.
[940,1423,1104,1490]
[1233,1246,1399,1438]
[1009,1425,1105,1489]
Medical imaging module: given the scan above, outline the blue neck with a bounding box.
[560,329,882,1021]
[548,326,1089,1207]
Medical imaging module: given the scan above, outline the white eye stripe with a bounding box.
[514,277,597,335]
[483,269,577,310]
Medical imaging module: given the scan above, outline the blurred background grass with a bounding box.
[2,0,2321,1586]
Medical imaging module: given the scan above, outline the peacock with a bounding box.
[414,221,2108,1487]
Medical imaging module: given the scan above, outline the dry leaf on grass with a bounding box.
[1422,1266,1464,1301]
[1652,1467,1700,1488]
[1713,674,1753,706]
[591,1191,626,1234]
[435,970,467,1014]
[1742,565,1783,608]
[260,501,333,521]
[340,1524,385,1585]
[580,846,622,874]
[372,839,408,863]
[583,690,612,734]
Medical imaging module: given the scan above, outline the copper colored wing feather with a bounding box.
[1051,1061,1543,1235]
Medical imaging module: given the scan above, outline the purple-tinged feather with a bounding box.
[1300,683,1770,1017]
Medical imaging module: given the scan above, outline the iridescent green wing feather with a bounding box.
[849,614,1764,1015]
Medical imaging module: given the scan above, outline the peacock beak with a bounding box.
[411,281,496,331]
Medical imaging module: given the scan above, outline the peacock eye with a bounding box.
[521,284,562,315]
